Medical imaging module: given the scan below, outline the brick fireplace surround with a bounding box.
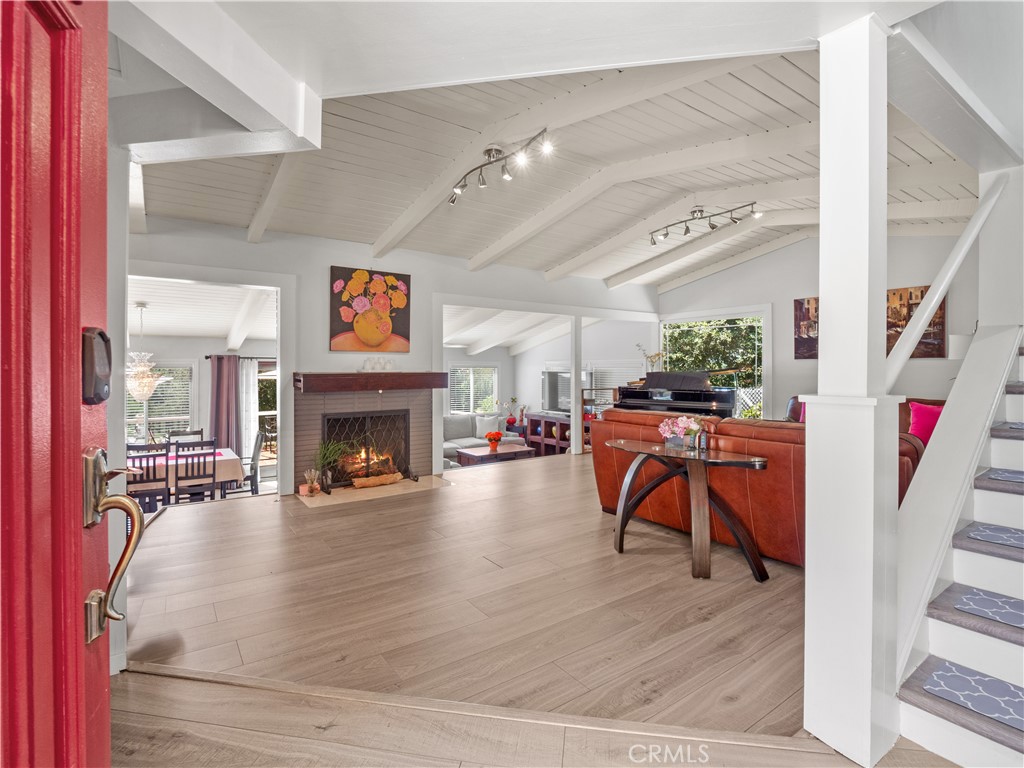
[291,372,448,494]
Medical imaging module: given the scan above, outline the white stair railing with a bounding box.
[895,324,1023,679]
[886,173,1008,392]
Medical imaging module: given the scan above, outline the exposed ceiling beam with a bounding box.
[467,122,820,272]
[226,288,271,351]
[371,55,774,259]
[442,307,503,344]
[109,1,320,162]
[544,159,975,281]
[657,228,818,294]
[609,199,978,288]
[886,222,967,236]
[467,314,556,356]
[128,161,147,235]
[247,153,300,243]
[508,317,603,357]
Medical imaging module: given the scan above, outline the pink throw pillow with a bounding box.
[908,402,943,446]
[799,402,807,423]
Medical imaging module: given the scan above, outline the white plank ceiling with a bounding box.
[143,50,977,291]
[127,276,278,342]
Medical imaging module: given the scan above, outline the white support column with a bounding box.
[569,315,584,455]
[802,15,901,768]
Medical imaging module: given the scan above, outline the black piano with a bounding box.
[616,370,736,418]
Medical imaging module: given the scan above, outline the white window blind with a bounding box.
[449,366,497,413]
[126,364,194,442]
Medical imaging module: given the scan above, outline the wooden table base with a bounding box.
[612,453,769,582]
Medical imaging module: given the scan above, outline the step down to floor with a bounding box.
[953,523,1024,562]
[1008,381,1024,395]
[975,468,1024,495]
[992,422,1024,440]
[928,583,1024,646]
[899,655,1023,752]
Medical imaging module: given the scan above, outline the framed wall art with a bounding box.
[329,266,411,352]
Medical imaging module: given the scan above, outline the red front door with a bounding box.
[2,2,110,765]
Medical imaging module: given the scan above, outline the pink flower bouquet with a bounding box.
[658,415,703,440]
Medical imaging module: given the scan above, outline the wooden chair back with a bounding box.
[168,428,203,443]
[174,439,217,501]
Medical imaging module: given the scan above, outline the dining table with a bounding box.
[131,447,245,495]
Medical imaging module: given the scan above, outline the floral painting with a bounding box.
[329,266,411,352]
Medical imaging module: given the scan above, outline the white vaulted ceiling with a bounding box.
[142,48,978,291]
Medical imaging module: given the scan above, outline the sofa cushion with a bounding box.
[474,415,501,439]
[443,414,475,441]
[450,437,487,450]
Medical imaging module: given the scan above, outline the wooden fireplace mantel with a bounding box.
[292,371,449,393]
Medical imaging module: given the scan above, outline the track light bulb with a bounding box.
[477,170,487,189]
[448,193,458,205]
[454,178,468,195]
[540,139,553,155]
[658,228,669,240]
[730,215,739,224]
[752,209,764,219]
[514,151,528,167]
[708,219,718,230]
[650,234,657,247]
[501,162,512,181]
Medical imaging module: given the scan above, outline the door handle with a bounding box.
[82,447,145,644]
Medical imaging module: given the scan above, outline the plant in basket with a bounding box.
[658,415,704,449]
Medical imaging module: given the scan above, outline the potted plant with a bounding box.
[658,415,704,449]
[315,439,348,492]
[485,430,503,452]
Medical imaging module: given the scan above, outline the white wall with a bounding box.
[131,216,658,485]
[130,334,278,440]
[513,320,658,410]
[659,236,979,416]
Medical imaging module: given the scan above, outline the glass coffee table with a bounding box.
[606,439,769,582]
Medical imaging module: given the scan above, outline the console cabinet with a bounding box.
[524,412,590,456]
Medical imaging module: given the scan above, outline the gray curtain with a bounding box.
[209,355,241,454]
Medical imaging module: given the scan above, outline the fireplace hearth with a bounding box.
[322,410,410,488]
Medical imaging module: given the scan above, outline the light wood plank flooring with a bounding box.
[110,671,954,768]
[126,454,806,735]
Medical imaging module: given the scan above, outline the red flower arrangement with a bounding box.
[485,431,504,444]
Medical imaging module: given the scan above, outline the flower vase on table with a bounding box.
[485,430,503,452]
[659,416,703,450]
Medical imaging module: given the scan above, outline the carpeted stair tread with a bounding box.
[992,422,1024,440]
[899,656,1023,752]
[975,468,1024,495]
[1008,381,1024,395]
[928,583,1024,646]
[953,522,1024,562]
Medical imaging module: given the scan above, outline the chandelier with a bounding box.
[126,303,170,404]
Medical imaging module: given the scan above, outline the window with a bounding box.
[125,363,195,442]
[662,316,765,418]
[449,366,497,413]
[257,360,278,468]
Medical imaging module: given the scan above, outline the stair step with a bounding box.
[975,468,1024,495]
[1008,382,1024,395]
[953,523,1024,563]
[991,438,1024,471]
[973,488,1024,528]
[954,549,1024,600]
[928,584,1024,646]
[1007,394,1024,422]
[898,656,1023,753]
[992,422,1024,440]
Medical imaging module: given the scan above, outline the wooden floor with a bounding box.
[126,454,807,736]
[110,670,953,768]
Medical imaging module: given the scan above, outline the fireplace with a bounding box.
[322,410,410,488]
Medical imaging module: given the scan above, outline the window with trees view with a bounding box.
[449,366,497,414]
[125,363,194,442]
[257,360,277,465]
[662,317,764,418]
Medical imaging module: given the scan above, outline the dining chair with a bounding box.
[126,443,171,514]
[221,432,264,498]
[173,438,218,503]
[168,428,203,443]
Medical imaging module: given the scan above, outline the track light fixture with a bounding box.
[450,129,552,204]
[448,193,458,205]
[647,202,759,244]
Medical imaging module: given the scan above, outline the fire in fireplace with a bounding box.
[322,410,410,488]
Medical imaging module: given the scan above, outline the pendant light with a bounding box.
[126,302,171,403]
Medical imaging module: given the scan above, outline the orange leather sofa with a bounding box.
[591,408,917,567]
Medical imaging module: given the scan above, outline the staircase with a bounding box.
[898,347,1024,767]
